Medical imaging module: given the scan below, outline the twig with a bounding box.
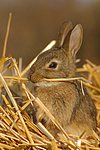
[43,77,92,84]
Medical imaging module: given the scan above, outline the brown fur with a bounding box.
[28,21,97,139]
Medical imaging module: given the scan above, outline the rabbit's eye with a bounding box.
[49,62,57,69]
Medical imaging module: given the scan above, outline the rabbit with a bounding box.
[28,21,97,139]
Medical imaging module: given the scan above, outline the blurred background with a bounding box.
[0,0,100,69]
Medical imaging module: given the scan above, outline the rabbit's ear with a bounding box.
[68,24,83,56]
[55,21,73,48]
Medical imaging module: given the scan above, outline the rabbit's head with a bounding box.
[28,21,83,84]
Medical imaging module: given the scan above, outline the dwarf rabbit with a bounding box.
[28,21,97,139]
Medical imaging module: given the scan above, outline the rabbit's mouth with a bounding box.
[28,72,61,87]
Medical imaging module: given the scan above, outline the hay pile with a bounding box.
[0,14,100,150]
[0,56,100,150]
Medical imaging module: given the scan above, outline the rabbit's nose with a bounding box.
[27,71,34,81]
[27,67,35,80]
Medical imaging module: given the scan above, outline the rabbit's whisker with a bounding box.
[81,80,85,96]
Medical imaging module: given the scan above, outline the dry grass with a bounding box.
[0,14,100,150]
[0,55,100,150]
